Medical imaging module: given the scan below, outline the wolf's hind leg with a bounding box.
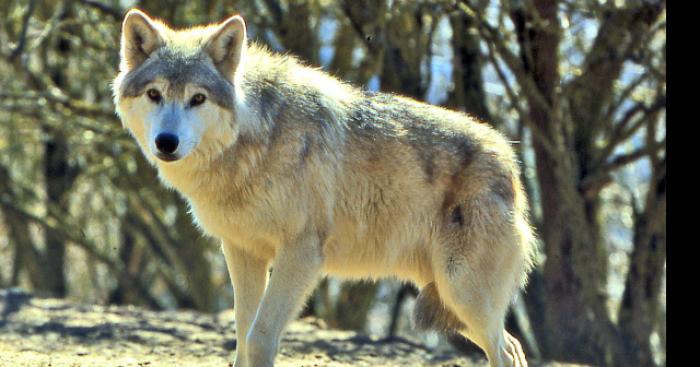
[433,195,530,367]
[223,243,269,367]
[433,264,528,367]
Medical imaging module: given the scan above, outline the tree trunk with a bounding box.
[109,220,138,305]
[338,0,388,85]
[617,158,666,366]
[511,0,610,362]
[380,1,429,99]
[0,165,44,288]
[514,1,665,363]
[262,0,319,65]
[330,281,377,331]
[40,10,79,296]
[42,128,74,297]
[447,10,491,122]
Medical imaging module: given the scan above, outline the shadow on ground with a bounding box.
[0,289,583,367]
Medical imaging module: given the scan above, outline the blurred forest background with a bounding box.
[0,0,665,366]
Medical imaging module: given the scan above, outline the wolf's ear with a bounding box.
[120,9,164,71]
[205,15,247,81]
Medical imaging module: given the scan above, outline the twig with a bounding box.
[458,1,555,117]
[580,138,665,199]
[8,0,37,61]
[601,73,650,133]
[480,26,558,156]
[77,0,123,19]
[598,94,665,165]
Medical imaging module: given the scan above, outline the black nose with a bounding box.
[155,133,179,154]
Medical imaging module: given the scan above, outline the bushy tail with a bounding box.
[412,282,465,332]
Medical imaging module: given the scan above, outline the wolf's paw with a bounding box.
[504,333,527,367]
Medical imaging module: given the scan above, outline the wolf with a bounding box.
[113,9,536,367]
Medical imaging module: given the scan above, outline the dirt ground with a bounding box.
[0,289,585,367]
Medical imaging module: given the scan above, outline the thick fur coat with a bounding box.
[113,9,536,367]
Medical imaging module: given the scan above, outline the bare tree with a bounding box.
[0,1,665,365]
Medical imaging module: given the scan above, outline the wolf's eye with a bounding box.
[146,89,162,103]
[190,93,206,107]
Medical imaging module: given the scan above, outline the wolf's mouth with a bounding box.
[155,153,180,162]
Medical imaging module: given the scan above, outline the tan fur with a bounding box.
[114,9,536,367]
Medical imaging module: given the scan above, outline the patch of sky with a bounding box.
[425,15,453,105]
[560,11,599,82]
[482,59,509,98]
[485,0,500,26]
[264,29,284,52]
[247,23,259,41]
[119,0,137,9]
[619,60,646,84]
[367,75,380,92]
[318,15,339,68]
[352,47,366,69]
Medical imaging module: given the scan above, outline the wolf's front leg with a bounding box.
[245,233,323,367]
[222,243,269,367]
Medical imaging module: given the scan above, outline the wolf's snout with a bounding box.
[155,133,179,155]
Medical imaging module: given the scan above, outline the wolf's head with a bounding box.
[113,9,250,165]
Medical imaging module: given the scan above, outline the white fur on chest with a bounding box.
[157,162,280,256]
[188,198,237,240]
[187,195,280,259]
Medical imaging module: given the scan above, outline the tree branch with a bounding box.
[0,197,163,309]
[459,1,555,117]
[8,0,37,61]
[597,93,665,166]
[76,0,122,19]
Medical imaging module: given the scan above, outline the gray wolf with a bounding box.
[113,9,536,367]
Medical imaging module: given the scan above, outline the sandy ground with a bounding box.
[0,289,586,367]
